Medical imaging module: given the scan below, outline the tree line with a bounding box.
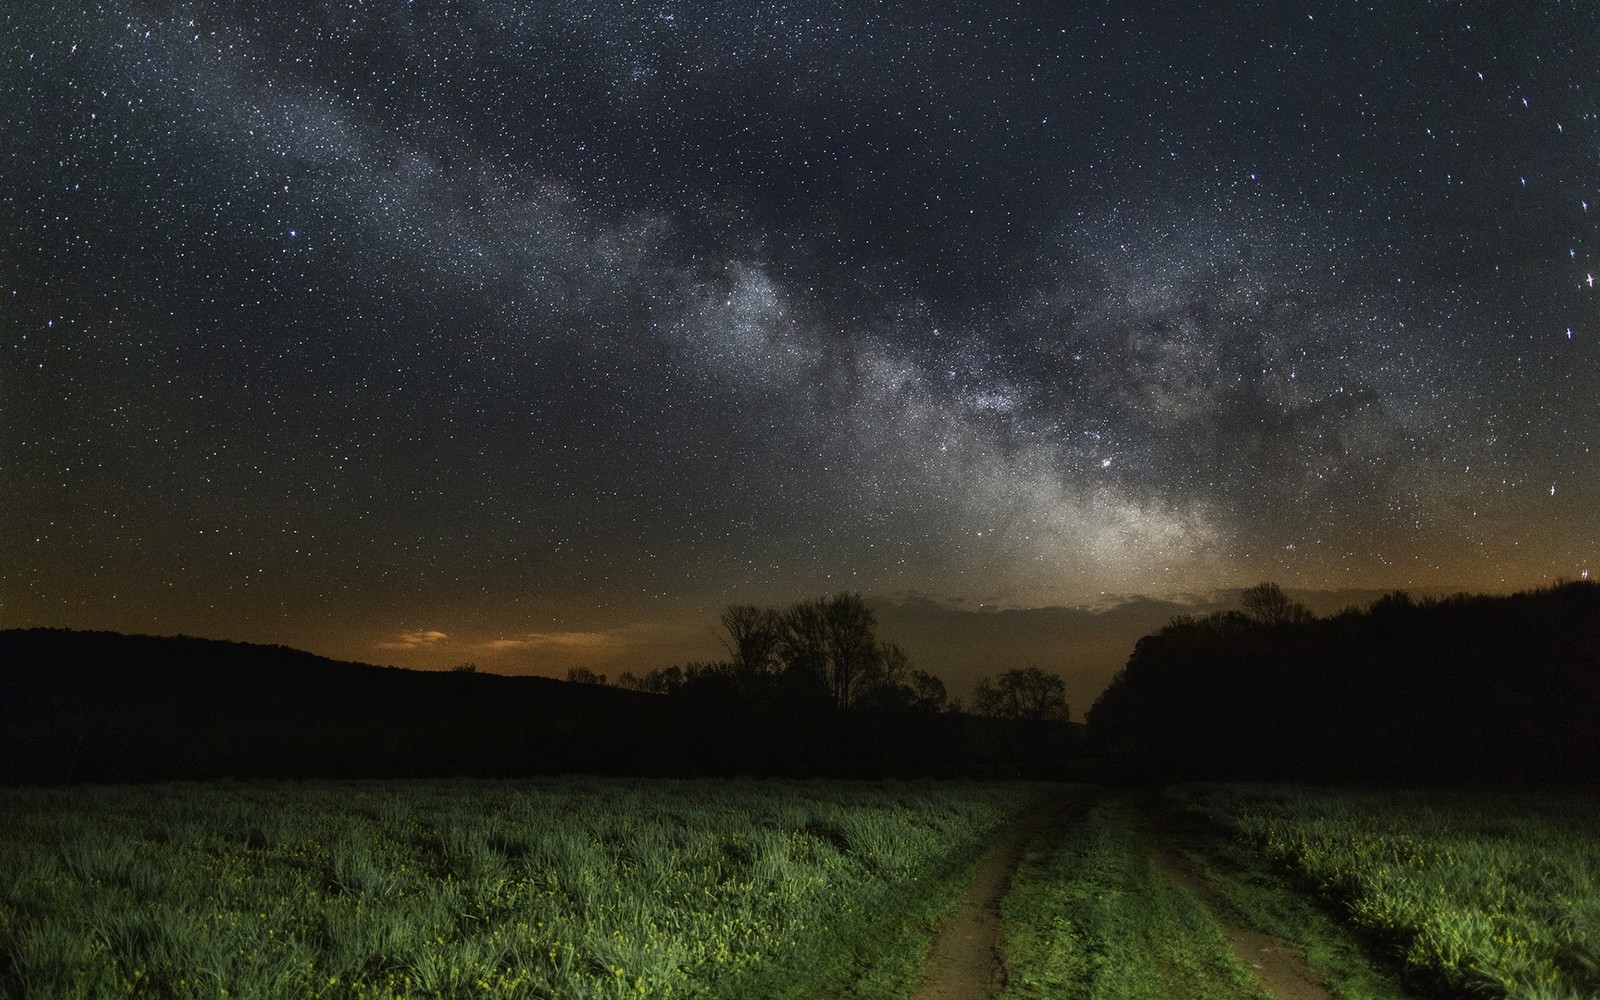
[565,592,1069,725]
[1087,580,1600,786]
[0,602,1081,783]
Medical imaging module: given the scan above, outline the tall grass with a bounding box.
[1174,785,1600,1000]
[0,778,1040,999]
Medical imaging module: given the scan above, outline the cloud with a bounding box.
[376,630,448,650]
[483,631,629,654]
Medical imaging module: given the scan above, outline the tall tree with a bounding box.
[780,597,831,683]
[718,604,784,678]
[821,592,880,710]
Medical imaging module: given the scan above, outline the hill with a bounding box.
[0,628,1078,783]
[0,629,668,783]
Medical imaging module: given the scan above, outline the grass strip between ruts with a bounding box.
[996,790,1268,1000]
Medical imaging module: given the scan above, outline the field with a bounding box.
[0,779,1042,999]
[1169,785,1600,1000]
[3,780,1597,1000]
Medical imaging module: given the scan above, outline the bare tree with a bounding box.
[821,592,880,709]
[1240,582,1314,626]
[973,666,1069,722]
[565,667,608,685]
[780,597,831,683]
[877,641,912,690]
[718,605,784,678]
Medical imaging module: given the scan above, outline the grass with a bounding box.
[0,778,1044,1000]
[1140,789,1410,1000]
[997,793,1268,1000]
[12,778,1591,1000]
[1170,785,1600,1000]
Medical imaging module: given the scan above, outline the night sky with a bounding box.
[5,3,1596,706]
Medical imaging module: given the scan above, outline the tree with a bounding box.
[973,666,1070,722]
[908,669,949,712]
[565,667,608,685]
[1240,582,1314,626]
[616,665,684,694]
[780,598,831,684]
[821,592,881,710]
[877,641,912,690]
[718,605,784,678]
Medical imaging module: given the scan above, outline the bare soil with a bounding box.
[907,798,1068,1000]
[1127,805,1341,1000]
[876,795,1339,1000]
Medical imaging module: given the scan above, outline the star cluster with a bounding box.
[3,3,1596,676]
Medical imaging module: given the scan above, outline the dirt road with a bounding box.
[904,793,1341,1000]
[1126,804,1340,1000]
[907,798,1067,1000]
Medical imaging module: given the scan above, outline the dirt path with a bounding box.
[907,798,1068,1000]
[886,794,1337,1000]
[1126,804,1340,1000]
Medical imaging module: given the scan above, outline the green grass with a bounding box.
[997,793,1268,1000]
[1171,785,1600,1000]
[1141,789,1410,1000]
[0,778,1044,1000]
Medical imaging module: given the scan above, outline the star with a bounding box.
[2,1,1593,685]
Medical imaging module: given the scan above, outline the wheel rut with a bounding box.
[842,792,1341,1000]
[905,797,1068,1000]
[1126,802,1341,1000]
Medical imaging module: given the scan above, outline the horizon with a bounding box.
[5,5,1595,696]
[12,577,1569,719]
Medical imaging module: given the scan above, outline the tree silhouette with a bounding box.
[821,593,881,710]
[1240,582,1314,626]
[973,666,1070,722]
[876,641,911,689]
[907,669,948,712]
[616,665,685,694]
[718,605,784,679]
[780,598,831,685]
[1089,581,1600,784]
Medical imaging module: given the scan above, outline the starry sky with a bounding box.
[4,3,1596,707]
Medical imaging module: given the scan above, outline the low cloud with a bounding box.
[483,631,631,654]
[365,620,708,677]
[375,630,448,650]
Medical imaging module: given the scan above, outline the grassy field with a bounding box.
[1170,785,1600,1000]
[6,780,1597,1000]
[0,778,1043,1000]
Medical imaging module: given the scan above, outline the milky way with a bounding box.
[4,3,1596,680]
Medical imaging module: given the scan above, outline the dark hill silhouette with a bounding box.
[1087,581,1600,787]
[0,628,1082,783]
[0,629,673,783]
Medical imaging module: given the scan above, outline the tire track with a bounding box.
[1126,802,1341,1000]
[907,797,1070,1000]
